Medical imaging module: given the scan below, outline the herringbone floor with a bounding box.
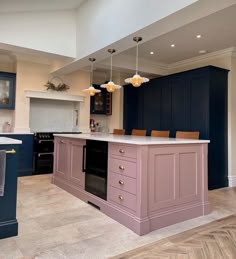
[112,215,236,259]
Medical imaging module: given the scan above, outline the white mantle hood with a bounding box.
[25,90,85,102]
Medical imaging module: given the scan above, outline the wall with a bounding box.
[0,11,76,57]
[14,60,90,132]
[76,0,197,59]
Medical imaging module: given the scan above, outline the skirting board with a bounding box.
[228,176,236,187]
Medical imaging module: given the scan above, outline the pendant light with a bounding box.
[83,58,101,96]
[100,49,122,93]
[125,37,149,87]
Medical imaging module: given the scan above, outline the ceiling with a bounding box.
[0,0,86,13]
[122,4,236,64]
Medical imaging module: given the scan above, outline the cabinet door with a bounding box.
[90,85,112,115]
[54,138,69,180]
[68,140,85,188]
[171,77,190,133]
[143,79,161,135]
[0,72,16,110]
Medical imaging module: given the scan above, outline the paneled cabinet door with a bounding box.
[68,140,85,188]
[54,138,70,180]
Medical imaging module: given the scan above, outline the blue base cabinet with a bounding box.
[0,134,33,176]
[0,144,18,239]
[124,66,228,190]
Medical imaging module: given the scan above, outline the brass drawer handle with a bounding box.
[118,180,124,185]
[119,165,124,171]
[6,149,16,154]
[118,195,124,201]
[119,149,125,154]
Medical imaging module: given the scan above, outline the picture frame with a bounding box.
[0,72,16,109]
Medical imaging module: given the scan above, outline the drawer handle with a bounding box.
[119,165,125,171]
[118,195,124,201]
[119,149,125,154]
[118,180,124,185]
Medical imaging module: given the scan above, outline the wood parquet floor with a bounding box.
[112,215,236,259]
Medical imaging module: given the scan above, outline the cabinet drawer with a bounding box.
[109,144,137,159]
[108,186,136,212]
[109,158,137,178]
[109,172,136,195]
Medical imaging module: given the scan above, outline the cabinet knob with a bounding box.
[118,195,124,201]
[119,149,125,154]
[118,180,124,185]
[119,165,125,171]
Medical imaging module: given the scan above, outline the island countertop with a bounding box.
[53,132,210,145]
[0,137,22,145]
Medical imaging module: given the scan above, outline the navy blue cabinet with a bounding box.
[0,72,16,110]
[0,134,33,176]
[124,66,229,190]
[0,144,18,239]
[90,85,112,115]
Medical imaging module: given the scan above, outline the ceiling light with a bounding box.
[83,58,101,96]
[100,49,122,93]
[124,37,149,87]
[171,44,175,47]
[198,50,207,54]
[196,34,201,38]
[150,51,154,55]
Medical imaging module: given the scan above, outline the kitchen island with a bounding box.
[0,137,22,239]
[52,133,210,235]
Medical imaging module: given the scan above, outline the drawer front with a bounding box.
[109,158,137,178]
[109,144,137,159]
[108,186,136,212]
[109,172,136,195]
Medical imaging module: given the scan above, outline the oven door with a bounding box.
[33,152,54,174]
[34,139,54,153]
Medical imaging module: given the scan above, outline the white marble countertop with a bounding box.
[0,132,33,135]
[54,133,210,145]
[0,137,22,145]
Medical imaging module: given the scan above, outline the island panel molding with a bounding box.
[52,134,209,235]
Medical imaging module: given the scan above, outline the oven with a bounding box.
[33,132,54,174]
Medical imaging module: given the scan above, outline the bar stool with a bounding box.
[176,131,200,139]
[113,129,125,135]
[131,129,147,136]
[151,130,170,138]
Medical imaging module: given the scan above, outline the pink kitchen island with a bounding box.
[52,133,210,235]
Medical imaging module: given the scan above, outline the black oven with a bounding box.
[33,133,54,174]
[84,140,108,200]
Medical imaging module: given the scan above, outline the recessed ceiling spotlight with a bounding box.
[196,34,202,38]
[150,51,154,55]
[171,44,175,47]
[198,50,207,54]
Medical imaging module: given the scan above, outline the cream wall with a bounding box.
[14,60,90,132]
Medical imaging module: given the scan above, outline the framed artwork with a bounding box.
[0,72,16,109]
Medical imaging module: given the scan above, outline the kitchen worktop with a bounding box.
[0,132,33,135]
[53,132,210,145]
[0,137,22,145]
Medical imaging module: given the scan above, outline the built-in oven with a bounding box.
[84,140,108,200]
[33,133,54,174]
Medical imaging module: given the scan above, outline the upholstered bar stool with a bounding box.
[131,129,147,136]
[151,130,170,138]
[176,131,200,139]
[113,129,125,135]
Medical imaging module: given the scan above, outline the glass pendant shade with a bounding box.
[83,58,101,96]
[124,37,149,87]
[100,49,122,92]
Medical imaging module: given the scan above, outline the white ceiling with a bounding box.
[122,4,236,64]
[0,0,86,13]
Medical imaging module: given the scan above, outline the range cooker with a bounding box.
[33,132,81,174]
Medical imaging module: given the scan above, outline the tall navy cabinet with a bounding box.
[123,66,228,190]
